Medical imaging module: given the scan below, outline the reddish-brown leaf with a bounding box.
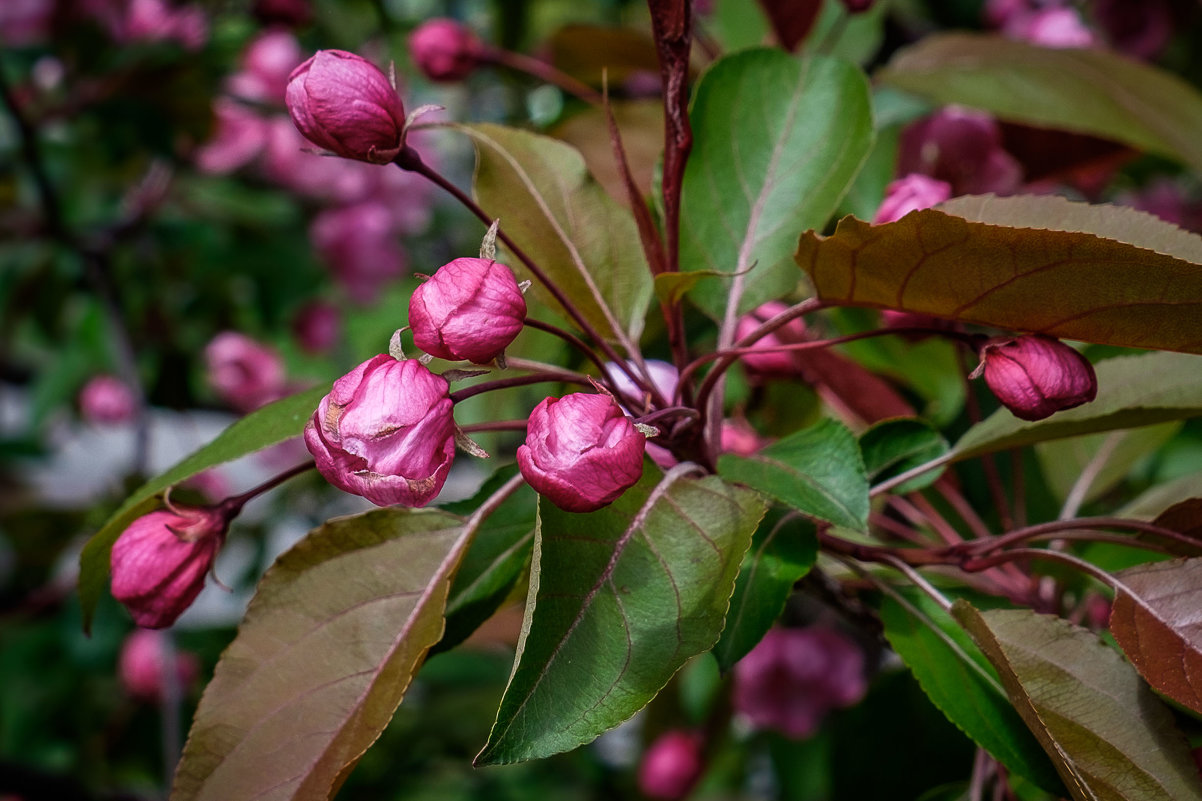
[797,194,1202,354]
[755,0,822,51]
[1111,558,1202,717]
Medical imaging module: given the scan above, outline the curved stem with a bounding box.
[964,516,1202,557]
[450,371,592,404]
[222,461,315,514]
[522,318,608,374]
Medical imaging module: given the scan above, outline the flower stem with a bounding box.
[221,461,315,515]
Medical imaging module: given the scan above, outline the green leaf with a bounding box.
[954,350,1202,461]
[953,602,1202,801]
[551,100,665,208]
[171,507,471,801]
[1110,558,1202,717]
[78,384,327,632]
[434,468,537,654]
[860,419,948,493]
[718,417,869,531]
[880,593,1064,794]
[878,33,1202,173]
[711,509,817,672]
[457,123,653,343]
[476,470,765,764]
[797,195,1202,354]
[680,48,874,320]
[1035,422,1182,507]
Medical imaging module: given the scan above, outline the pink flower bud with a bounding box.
[408,18,486,82]
[734,300,809,377]
[79,375,137,424]
[310,201,407,304]
[291,300,341,354]
[873,173,952,224]
[121,0,208,50]
[733,626,867,739]
[1005,7,1096,49]
[286,50,406,164]
[204,331,288,412]
[408,257,526,363]
[304,355,456,507]
[720,418,764,456]
[194,98,267,174]
[976,335,1097,421]
[638,730,705,800]
[227,29,303,103]
[898,107,1022,197]
[110,505,229,629]
[119,629,200,701]
[517,393,646,513]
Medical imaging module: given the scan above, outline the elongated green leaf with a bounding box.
[1035,422,1182,506]
[718,418,869,531]
[681,48,874,320]
[880,594,1063,794]
[171,508,470,801]
[860,419,948,493]
[878,33,1202,172]
[458,123,653,342]
[954,350,1202,461]
[712,509,817,672]
[953,602,1202,801]
[798,196,1202,354]
[1111,558,1202,717]
[476,470,765,764]
[78,385,327,631]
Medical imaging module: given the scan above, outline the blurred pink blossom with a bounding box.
[898,106,1023,196]
[79,375,137,424]
[204,331,288,412]
[638,730,705,800]
[1114,178,1199,231]
[0,0,54,46]
[1004,6,1096,48]
[733,625,867,739]
[734,300,809,378]
[291,300,342,354]
[119,629,200,700]
[720,418,764,456]
[227,29,304,103]
[873,173,952,223]
[1093,0,1173,60]
[194,98,268,174]
[309,201,407,304]
[107,0,209,50]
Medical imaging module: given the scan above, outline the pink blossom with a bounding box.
[898,106,1023,197]
[1114,178,1199,231]
[309,201,407,304]
[720,418,764,456]
[110,505,228,628]
[120,0,209,50]
[227,29,304,104]
[603,360,679,413]
[1005,7,1096,49]
[0,0,53,47]
[304,355,456,507]
[734,300,809,378]
[975,335,1097,421]
[409,257,527,363]
[118,629,200,700]
[261,116,378,202]
[79,375,137,424]
[291,301,342,354]
[194,98,268,174]
[638,730,705,800]
[286,50,406,164]
[873,173,952,224]
[409,18,486,82]
[204,331,288,412]
[733,626,868,739]
[517,393,646,513]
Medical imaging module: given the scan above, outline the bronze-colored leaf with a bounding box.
[798,194,1202,354]
[1111,558,1202,716]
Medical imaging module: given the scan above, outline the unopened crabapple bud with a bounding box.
[873,173,952,224]
[304,355,456,507]
[638,730,706,800]
[79,375,137,424]
[517,393,645,513]
[119,629,200,701]
[734,300,808,377]
[975,335,1097,421]
[733,625,867,739]
[408,257,527,363]
[110,505,230,629]
[408,18,486,82]
[286,50,406,163]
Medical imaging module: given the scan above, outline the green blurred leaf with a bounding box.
[881,593,1064,794]
[1111,558,1202,717]
[711,509,817,672]
[954,351,1202,461]
[878,33,1202,172]
[718,417,869,531]
[457,123,653,343]
[860,419,948,493]
[1035,422,1182,506]
[476,470,765,764]
[171,508,470,801]
[681,48,874,320]
[953,602,1202,801]
[798,195,1202,354]
[78,385,328,632]
[551,100,665,208]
